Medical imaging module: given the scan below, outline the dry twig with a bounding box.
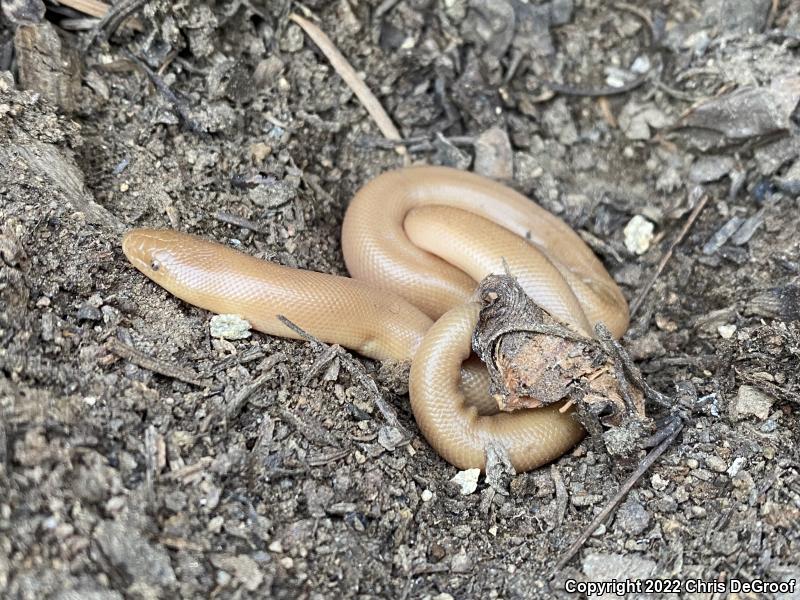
[552,417,683,572]
[544,72,649,97]
[106,337,208,387]
[123,50,202,132]
[214,211,266,234]
[277,315,411,441]
[629,193,710,318]
[58,0,110,18]
[87,0,146,44]
[289,13,405,155]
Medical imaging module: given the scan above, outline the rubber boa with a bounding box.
[122,165,629,472]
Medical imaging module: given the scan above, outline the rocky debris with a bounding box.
[615,499,650,536]
[1,0,44,25]
[94,519,178,590]
[581,552,657,587]
[730,385,775,420]
[210,314,252,340]
[474,126,513,180]
[674,77,800,150]
[624,215,655,255]
[449,469,480,495]
[689,156,735,183]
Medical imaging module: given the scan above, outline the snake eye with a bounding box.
[150,260,161,271]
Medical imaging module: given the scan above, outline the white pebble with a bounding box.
[210,314,252,340]
[624,215,655,255]
[727,457,746,478]
[631,55,651,74]
[450,468,480,495]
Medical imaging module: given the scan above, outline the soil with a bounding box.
[1,1,799,599]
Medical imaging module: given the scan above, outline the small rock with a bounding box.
[619,102,672,140]
[691,468,714,482]
[474,126,513,180]
[582,552,657,583]
[630,55,651,74]
[249,142,271,163]
[430,542,446,562]
[605,67,637,89]
[689,505,707,518]
[650,473,669,491]
[705,455,727,473]
[210,314,252,340]
[727,457,746,478]
[731,385,775,420]
[209,554,264,592]
[94,519,177,588]
[248,179,296,208]
[689,156,735,183]
[662,518,682,535]
[377,425,405,451]
[421,489,433,502]
[760,419,777,433]
[77,302,102,321]
[450,468,480,495]
[717,324,737,339]
[164,490,188,512]
[655,495,678,513]
[591,523,606,536]
[280,23,304,53]
[450,549,473,573]
[432,134,471,170]
[542,98,578,145]
[655,314,678,332]
[254,56,284,88]
[755,136,800,176]
[623,215,655,255]
[680,77,800,148]
[732,470,755,496]
[615,500,650,536]
[674,485,689,503]
[603,420,645,457]
[451,524,471,539]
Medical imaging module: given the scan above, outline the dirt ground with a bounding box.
[1,0,799,598]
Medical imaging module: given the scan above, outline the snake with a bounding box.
[122,166,629,472]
